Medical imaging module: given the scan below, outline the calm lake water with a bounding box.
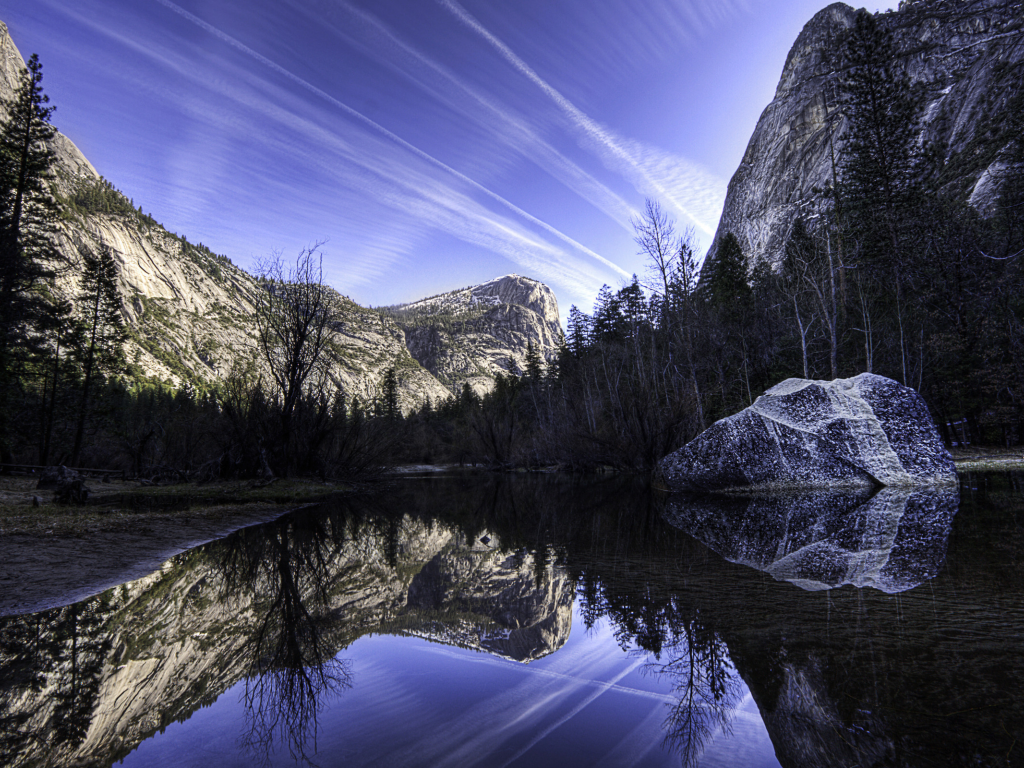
[1,472,1022,767]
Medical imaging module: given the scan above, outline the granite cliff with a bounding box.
[384,274,563,396]
[707,0,1024,270]
[0,21,561,410]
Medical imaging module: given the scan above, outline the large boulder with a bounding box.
[659,373,957,492]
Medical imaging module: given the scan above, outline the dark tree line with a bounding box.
[3,14,1021,480]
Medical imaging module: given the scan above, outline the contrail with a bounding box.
[323,0,643,231]
[440,0,719,235]
[152,0,631,279]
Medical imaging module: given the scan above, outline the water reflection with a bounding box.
[643,623,739,767]
[217,512,355,764]
[662,486,959,592]
[0,473,1022,767]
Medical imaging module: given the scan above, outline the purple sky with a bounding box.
[0,0,896,318]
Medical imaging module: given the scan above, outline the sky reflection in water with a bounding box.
[118,609,779,768]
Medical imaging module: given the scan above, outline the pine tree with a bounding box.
[0,53,62,458]
[566,305,591,357]
[702,232,751,311]
[459,382,478,411]
[617,276,646,335]
[71,243,126,466]
[524,340,543,381]
[381,366,399,419]
[837,10,926,383]
[838,9,922,265]
[591,284,622,342]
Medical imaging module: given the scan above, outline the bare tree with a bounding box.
[633,199,681,304]
[253,244,337,475]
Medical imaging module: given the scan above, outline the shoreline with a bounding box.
[0,477,355,616]
[0,457,1021,617]
[949,448,1024,472]
[2,453,1022,535]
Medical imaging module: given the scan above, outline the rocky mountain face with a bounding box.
[707,0,1024,270]
[0,510,573,768]
[0,22,561,410]
[385,274,564,396]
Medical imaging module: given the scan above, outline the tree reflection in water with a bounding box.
[0,597,114,758]
[578,568,741,766]
[217,510,355,765]
[650,624,737,768]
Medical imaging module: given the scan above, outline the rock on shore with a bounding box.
[659,373,957,493]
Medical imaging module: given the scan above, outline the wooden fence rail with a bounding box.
[0,464,126,479]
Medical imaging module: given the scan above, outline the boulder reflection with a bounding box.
[662,486,959,592]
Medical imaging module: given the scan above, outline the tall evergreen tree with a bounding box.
[702,232,751,311]
[838,10,925,383]
[838,9,922,263]
[524,339,543,381]
[566,305,591,357]
[617,276,646,336]
[591,284,623,343]
[0,53,62,459]
[381,366,399,419]
[71,243,126,466]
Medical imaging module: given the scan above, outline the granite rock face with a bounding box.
[386,274,563,396]
[659,373,956,492]
[663,485,958,593]
[705,0,1024,272]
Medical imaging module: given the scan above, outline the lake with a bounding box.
[1,472,1022,767]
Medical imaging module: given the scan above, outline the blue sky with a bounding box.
[1,0,896,318]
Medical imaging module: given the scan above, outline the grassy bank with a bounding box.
[0,475,354,537]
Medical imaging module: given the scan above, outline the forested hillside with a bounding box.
[1,1,1020,478]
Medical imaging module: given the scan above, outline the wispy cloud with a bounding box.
[440,0,727,235]
[151,0,631,287]
[309,0,644,232]
[371,629,672,768]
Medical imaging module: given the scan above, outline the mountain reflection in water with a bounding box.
[0,472,1022,767]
